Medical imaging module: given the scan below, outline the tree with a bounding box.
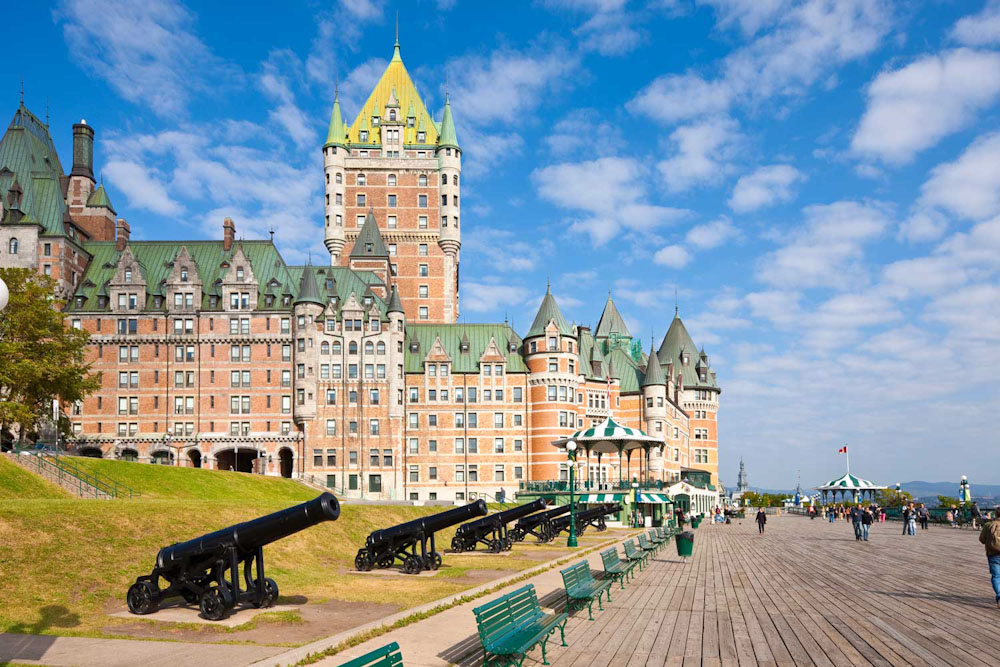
[0,268,99,448]
[742,491,786,508]
[936,495,961,509]
[876,488,913,508]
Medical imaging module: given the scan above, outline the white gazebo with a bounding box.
[816,473,886,504]
[551,416,665,487]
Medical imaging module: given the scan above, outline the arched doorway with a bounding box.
[119,448,138,462]
[188,449,202,468]
[151,451,173,465]
[278,448,293,478]
[78,446,103,458]
[675,494,691,513]
[215,447,260,473]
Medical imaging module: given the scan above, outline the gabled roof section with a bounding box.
[595,293,630,339]
[346,43,438,146]
[527,285,573,338]
[657,310,719,390]
[350,209,390,258]
[85,183,115,211]
[405,324,529,374]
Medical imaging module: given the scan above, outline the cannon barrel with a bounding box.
[157,493,340,569]
[457,498,547,535]
[535,504,572,521]
[368,500,487,547]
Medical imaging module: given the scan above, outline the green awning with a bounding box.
[578,493,626,502]
[637,493,671,504]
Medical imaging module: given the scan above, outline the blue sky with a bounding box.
[8,0,1000,489]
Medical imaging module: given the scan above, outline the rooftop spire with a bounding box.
[527,284,572,338]
[395,10,399,47]
[324,90,347,147]
[641,342,667,387]
[437,90,459,150]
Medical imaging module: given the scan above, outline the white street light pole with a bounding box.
[0,276,9,312]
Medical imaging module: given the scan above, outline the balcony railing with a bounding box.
[518,479,669,493]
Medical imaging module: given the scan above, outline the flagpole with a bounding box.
[845,445,850,476]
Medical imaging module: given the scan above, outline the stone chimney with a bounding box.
[72,121,95,180]
[116,218,130,251]
[223,217,236,251]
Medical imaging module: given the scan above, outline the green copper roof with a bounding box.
[657,311,719,390]
[404,323,528,374]
[294,264,325,306]
[286,265,390,320]
[641,344,667,387]
[607,348,643,393]
[350,209,389,258]
[86,183,114,211]
[595,294,630,339]
[387,284,404,313]
[324,94,347,147]
[527,285,572,338]
[437,96,459,150]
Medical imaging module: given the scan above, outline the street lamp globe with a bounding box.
[961,475,968,482]
[566,440,577,453]
[0,276,8,312]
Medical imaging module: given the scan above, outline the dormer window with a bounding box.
[363,296,372,306]
[371,116,379,126]
[98,296,107,309]
[360,130,368,142]
[409,341,419,352]
[683,354,689,364]
[180,267,189,282]
[124,269,132,282]
[365,243,373,253]
[236,267,245,282]
[407,116,415,127]
[75,296,84,308]
[460,340,470,352]
[325,278,334,289]
[417,131,425,143]
[388,110,396,121]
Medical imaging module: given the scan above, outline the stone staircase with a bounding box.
[3,452,139,499]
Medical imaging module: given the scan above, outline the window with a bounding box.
[548,386,557,401]
[387,194,396,207]
[357,193,366,207]
[418,174,427,186]
[8,238,18,254]
[494,437,504,453]
[418,285,428,298]
[419,264,428,277]
[409,465,419,483]
[455,466,465,482]
[418,244,428,256]
[468,413,478,429]
[388,174,396,186]
[418,194,427,208]
[417,131,426,143]
[369,475,382,493]
[409,413,418,428]
[418,215,428,229]
[370,419,380,435]
[429,466,438,480]
[495,465,505,482]
[326,420,337,436]
[360,130,368,142]
[419,307,428,320]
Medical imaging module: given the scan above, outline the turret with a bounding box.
[641,343,668,480]
[293,265,325,424]
[436,94,461,320]
[323,93,348,263]
[71,121,95,180]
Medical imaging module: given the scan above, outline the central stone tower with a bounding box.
[322,40,461,324]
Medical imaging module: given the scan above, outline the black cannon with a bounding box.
[510,504,572,543]
[551,503,622,538]
[355,500,488,574]
[127,492,340,621]
[451,499,547,553]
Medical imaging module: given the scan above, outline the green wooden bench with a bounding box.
[623,539,648,570]
[473,583,568,667]
[600,547,635,589]
[638,533,658,555]
[561,560,612,620]
[337,641,403,667]
[648,529,667,548]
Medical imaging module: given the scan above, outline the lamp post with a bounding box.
[632,478,640,528]
[960,475,969,505]
[566,440,578,548]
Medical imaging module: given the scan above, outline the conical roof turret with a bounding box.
[86,182,115,212]
[350,209,390,258]
[527,284,573,338]
[595,292,630,339]
[387,284,404,314]
[294,264,325,307]
[641,343,667,387]
[325,92,347,147]
[437,94,459,150]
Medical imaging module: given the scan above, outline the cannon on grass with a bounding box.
[551,503,622,538]
[127,492,340,621]
[509,504,571,543]
[355,500,488,574]
[451,498,547,553]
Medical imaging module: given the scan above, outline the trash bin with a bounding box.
[691,516,701,529]
[675,531,694,558]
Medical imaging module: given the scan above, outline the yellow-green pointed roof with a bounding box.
[347,43,438,146]
[324,94,347,147]
[437,95,459,150]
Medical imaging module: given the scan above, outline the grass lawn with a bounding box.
[0,457,68,499]
[0,461,627,645]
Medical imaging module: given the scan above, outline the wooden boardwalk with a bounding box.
[548,514,996,667]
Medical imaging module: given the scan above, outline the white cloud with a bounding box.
[545,110,624,156]
[464,227,552,273]
[658,117,742,192]
[653,244,691,268]
[916,131,1000,221]
[925,283,1000,340]
[104,159,183,217]
[259,50,318,150]
[757,200,892,289]
[628,0,891,124]
[574,11,643,56]
[699,0,794,37]
[532,157,688,244]
[951,0,1000,46]
[851,49,1000,164]
[729,164,805,212]
[55,0,239,118]
[685,217,740,249]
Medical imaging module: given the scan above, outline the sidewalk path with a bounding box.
[0,633,283,667]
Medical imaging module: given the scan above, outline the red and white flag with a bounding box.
[839,446,848,454]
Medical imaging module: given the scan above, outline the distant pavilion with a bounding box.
[816,473,886,504]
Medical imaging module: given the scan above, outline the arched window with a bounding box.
[349,341,358,355]
[441,174,447,185]
[418,174,427,186]
[332,341,342,355]
[376,341,386,355]
[320,341,330,355]
[387,174,396,186]
[357,173,366,186]
[364,341,374,355]
[8,238,18,254]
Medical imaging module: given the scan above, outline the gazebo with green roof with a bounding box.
[816,473,886,504]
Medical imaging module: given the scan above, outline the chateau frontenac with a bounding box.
[0,43,720,501]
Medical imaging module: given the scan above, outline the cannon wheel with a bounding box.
[450,537,464,553]
[126,581,159,615]
[377,555,396,569]
[503,537,514,550]
[355,550,374,572]
[402,556,423,575]
[181,588,200,605]
[510,529,524,542]
[199,584,232,621]
[488,539,503,553]
[251,578,279,608]
[428,552,442,570]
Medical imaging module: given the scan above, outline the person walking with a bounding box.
[861,506,874,541]
[809,505,816,520]
[978,517,1000,608]
[902,504,911,535]
[756,508,767,534]
[851,505,863,541]
[906,503,917,536]
[918,504,929,530]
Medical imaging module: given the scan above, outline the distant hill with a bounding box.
[900,480,1000,499]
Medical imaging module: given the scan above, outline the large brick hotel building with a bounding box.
[0,43,720,501]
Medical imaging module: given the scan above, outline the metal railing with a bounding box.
[299,473,347,497]
[15,452,107,499]
[46,454,140,499]
[18,452,140,499]
[518,479,669,493]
